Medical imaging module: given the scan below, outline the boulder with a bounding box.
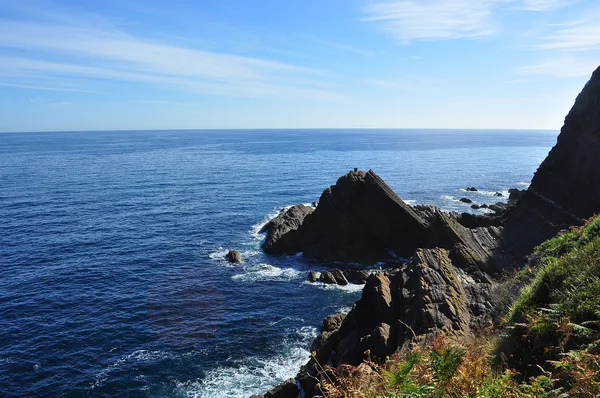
[344,269,370,284]
[263,378,298,398]
[494,192,503,197]
[310,269,369,285]
[318,271,337,284]
[260,205,314,254]
[507,188,525,204]
[318,269,349,285]
[322,313,346,333]
[466,187,478,191]
[471,204,480,209]
[262,169,429,264]
[307,271,321,283]
[225,250,242,263]
[459,197,473,204]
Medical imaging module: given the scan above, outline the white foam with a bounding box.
[475,189,510,198]
[337,306,352,314]
[232,263,301,283]
[175,327,317,398]
[305,281,365,293]
[404,199,416,206]
[208,247,230,260]
[249,206,292,241]
[92,350,196,389]
[516,181,530,187]
[441,195,460,202]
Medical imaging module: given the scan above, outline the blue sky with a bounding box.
[0,0,599,132]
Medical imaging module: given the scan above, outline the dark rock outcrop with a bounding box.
[501,66,600,257]
[260,205,314,254]
[307,271,320,283]
[262,170,429,264]
[225,250,242,263]
[466,187,478,191]
[507,188,525,204]
[308,269,370,285]
[460,197,473,204]
[299,248,491,394]
[252,378,298,398]
[263,65,600,398]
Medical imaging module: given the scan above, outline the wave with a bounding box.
[304,281,365,293]
[249,206,291,241]
[404,199,416,206]
[249,203,316,241]
[232,263,301,283]
[91,349,198,390]
[174,327,317,398]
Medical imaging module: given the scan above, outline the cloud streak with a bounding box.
[362,0,578,43]
[0,4,341,101]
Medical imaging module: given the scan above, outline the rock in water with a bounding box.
[466,187,478,191]
[307,271,321,282]
[260,204,313,254]
[507,188,525,204]
[460,197,473,204]
[263,169,429,263]
[225,250,242,263]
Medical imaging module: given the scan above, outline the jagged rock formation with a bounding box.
[260,204,313,254]
[262,170,429,263]
[502,65,600,257]
[259,66,600,398]
[298,248,493,397]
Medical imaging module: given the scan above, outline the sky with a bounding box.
[0,0,599,132]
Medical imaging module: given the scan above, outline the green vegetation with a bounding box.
[315,216,600,397]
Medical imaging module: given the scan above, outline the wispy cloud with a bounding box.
[517,56,600,77]
[362,0,577,43]
[362,0,500,43]
[535,13,600,51]
[0,2,342,101]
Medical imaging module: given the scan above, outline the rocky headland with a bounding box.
[251,66,600,398]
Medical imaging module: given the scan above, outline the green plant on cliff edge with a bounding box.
[315,216,600,397]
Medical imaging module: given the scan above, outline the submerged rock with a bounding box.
[466,187,478,191]
[225,250,242,263]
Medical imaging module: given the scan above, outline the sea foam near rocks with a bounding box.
[174,326,316,398]
[232,263,301,282]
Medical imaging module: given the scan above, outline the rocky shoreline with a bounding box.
[250,65,600,398]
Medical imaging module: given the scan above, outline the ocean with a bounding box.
[0,129,556,397]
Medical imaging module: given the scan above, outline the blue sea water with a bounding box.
[0,129,557,397]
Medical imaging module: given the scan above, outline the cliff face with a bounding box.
[502,66,600,256]
[259,66,600,398]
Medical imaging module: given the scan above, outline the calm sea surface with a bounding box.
[0,129,556,397]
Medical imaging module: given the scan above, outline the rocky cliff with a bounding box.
[255,66,600,398]
[502,65,600,257]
